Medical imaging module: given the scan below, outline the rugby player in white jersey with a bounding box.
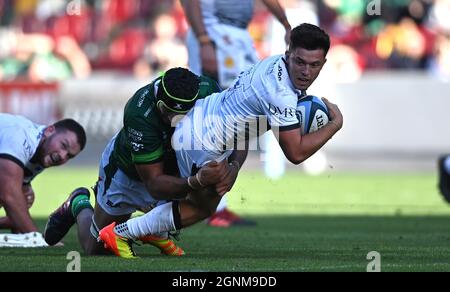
[99,23,344,258]
[0,114,86,244]
[182,0,291,227]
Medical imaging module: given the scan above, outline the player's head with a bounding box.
[35,119,86,168]
[156,67,200,123]
[285,23,330,91]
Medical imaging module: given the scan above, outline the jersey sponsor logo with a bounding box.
[106,199,122,208]
[36,130,44,141]
[277,64,283,81]
[22,139,33,157]
[127,127,143,142]
[267,58,279,75]
[130,142,144,152]
[137,89,149,108]
[269,104,296,118]
[224,56,235,68]
[144,107,152,118]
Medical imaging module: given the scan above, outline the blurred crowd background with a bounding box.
[0,0,449,83]
[1,0,449,172]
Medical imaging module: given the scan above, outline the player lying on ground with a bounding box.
[0,115,86,245]
[97,23,344,258]
[44,67,241,257]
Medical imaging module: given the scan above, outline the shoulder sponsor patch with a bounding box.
[137,89,149,108]
[277,64,283,81]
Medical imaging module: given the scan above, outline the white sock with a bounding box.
[114,222,135,240]
[445,157,450,174]
[114,223,168,240]
[126,202,176,239]
[216,195,227,212]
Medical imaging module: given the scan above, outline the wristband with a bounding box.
[187,176,201,190]
[198,34,211,45]
[187,176,195,189]
[195,172,206,187]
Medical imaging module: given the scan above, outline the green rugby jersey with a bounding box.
[111,75,221,181]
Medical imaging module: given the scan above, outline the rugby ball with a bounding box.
[296,95,330,135]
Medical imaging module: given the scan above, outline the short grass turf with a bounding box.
[1,167,450,272]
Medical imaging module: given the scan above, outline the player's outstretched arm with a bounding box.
[0,159,38,233]
[262,0,291,44]
[278,99,343,165]
[135,160,229,200]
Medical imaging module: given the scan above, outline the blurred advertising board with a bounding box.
[0,82,61,125]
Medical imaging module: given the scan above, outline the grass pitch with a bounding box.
[1,167,450,272]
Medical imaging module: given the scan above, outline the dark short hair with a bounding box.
[290,23,331,56]
[156,67,200,113]
[53,119,87,151]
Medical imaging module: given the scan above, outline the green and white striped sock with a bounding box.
[71,195,93,218]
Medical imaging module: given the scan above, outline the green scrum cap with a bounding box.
[156,68,201,114]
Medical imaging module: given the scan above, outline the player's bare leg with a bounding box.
[44,187,93,246]
[179,188,222,227]
[78,204,131,256]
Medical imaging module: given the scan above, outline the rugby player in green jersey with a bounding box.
[44,68,242,257]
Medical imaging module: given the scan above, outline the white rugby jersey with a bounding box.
[0,113,46,184]
[175,55,302,155]
[200,0,254,29]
